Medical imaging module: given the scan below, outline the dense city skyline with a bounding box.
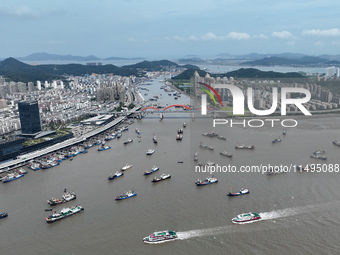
[1,1,340,59]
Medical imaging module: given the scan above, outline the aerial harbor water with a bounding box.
[1,77,340,254]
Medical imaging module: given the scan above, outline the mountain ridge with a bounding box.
[16,52,145,62]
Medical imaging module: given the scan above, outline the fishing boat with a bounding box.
[95,140,102,146]
[310,154,327,160]
[227,188,250,196]
[146,149,155,155]
[143,230,177,244]
[176,134,183,140]
[1,172,25,183]
[231,212,261,224]
[194,152,198,161]
[266,166,286,175]
[296,164,312,172]
[0,212,8,219]
[283,129,287,135]
[121,164,132,171]
[27,161,41,171]
[41,160,60,169]
[333,140,340,147]
[183,122,187,128]
[105,134,115,141]
[153,135,158,144]
[124,138,133,145]
[220,151,233,158]
[195,176,218,186]
[98,144,111,151]
[217,135,226,140]
[199,142,214,150]
[117,133,122,139]
[313,150,326,155]
[151,174,171,183]
[272,138,282,143]
[46,205,84,223]
[47,189,77,206]
[177,128,183,134]
[84,142,95,149]
[144,166,159,175]
[235,144,255,149]
[122,126,129,131]
[135,128,141,134]
[206,161,215,166]
[115,190,137,200]
[17,168,28,174]
[108,171,124,180]
[202,131,218,137]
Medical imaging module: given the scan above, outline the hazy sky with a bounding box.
[1,0,340,59]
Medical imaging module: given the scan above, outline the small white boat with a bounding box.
[146,149,155,155]
[121,164,132,171]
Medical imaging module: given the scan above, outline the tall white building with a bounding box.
[325,66,336,77]
[37,81,42,90]
[57,80,64,89]
[52,80,58,89]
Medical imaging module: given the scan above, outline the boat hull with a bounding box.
[108,173,124,180]
[98,147,111,151]
[2,174,25,183]
[152,176,171,182]
[0,213,8,219]
[143,238,177,244]
[144,168,159,175]
[46,207,84,223]
[195,180,218,186]
[41,162,60,169]
[115,193,137,200]
[227,191,250,196]
[27,165,41,171]
[47,194,76,206]
[231,216,261,224]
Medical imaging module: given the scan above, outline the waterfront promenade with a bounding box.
[0,106,141,172]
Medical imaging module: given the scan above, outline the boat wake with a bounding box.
[177,225,233,240]
[177,205,312,241]
[259,206,305,221]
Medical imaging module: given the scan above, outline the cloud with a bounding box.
[271,31,292,39]
[253,33,268,39]
[173,35,186,41]
[200,32,251,41]
[201,32,219,40]
[226,32,251,40]
[188,35,199,41]
[164,31,263,42]
[0,5,40,19]
[302,28,340,37]
[0,5,64,20]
